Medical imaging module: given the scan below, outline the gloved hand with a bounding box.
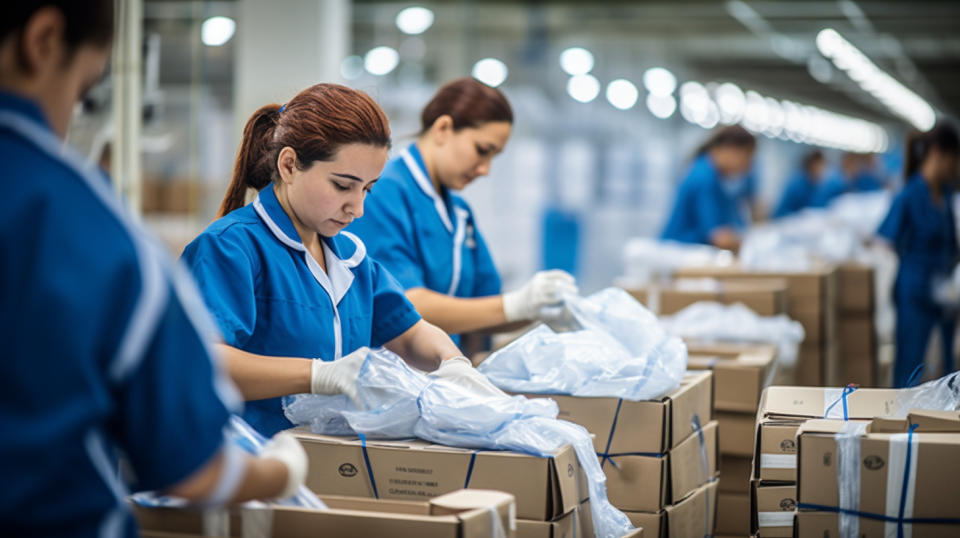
[502,270,578,322]
[259,431,308,500]
[310,347,369,404]
[430,356,507,399]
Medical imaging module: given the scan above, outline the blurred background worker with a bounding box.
[0,2,307,535]
[772,150,827,219]
[811,152,884,207]
[878,122,959,388]
[660,125,757,251]
[181,83,488,438]
[348,78,578,345]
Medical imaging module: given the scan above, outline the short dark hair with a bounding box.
[1,1,114,52]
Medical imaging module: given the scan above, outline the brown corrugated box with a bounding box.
[795,510,958,538]
[603,421,718,512]
[624,279,788,317]
[673,264,836,302]
[837,263,874,313]
[751,481,796,537]
[718,455,752,494]
[797,411,960,521]
[715,491,751,535]
[524,371,713,455]
[135,489,516,538]
[624,481,718,538]
[517,506,579,538]
[293,431,585,521]
[837,315,877,386]
[717,411,757,457]
[574,500,646,538]
[796,339,839,387]
[753,385,901,483]
[686,343,777,413]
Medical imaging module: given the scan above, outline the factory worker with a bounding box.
[877,122,959,388]
[661,125,757,250]
[347,78,577,345]
[0,1,308,535]
[182,83,481,437]
[810,152,884,207]
[772,149,826,219]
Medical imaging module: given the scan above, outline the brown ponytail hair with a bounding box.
[219,83,391,217]
[420,77,513,134]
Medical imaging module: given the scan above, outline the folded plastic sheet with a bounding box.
[284,351,635,538]
[660,301,804,367]
[477,287,687,400]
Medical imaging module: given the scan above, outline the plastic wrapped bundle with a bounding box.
[284,351,635,538]
[477,287,688,400]
[891,370,960,418]
[660,301,805,367]
[620,237,734,287]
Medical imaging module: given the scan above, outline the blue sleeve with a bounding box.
[471,221,502,297]
[118,282,235,492]
[773,179,801,219]
[367,258,422,347]
[877,191,906,243]
[349,184,426,290]
[811,178,842,208]
[693,179,723,244]
[180,230,257,348]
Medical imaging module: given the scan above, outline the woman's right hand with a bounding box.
[310,347,370,403]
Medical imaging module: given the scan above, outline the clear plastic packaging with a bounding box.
[891,370,960,418]
[620,238,735,287]
[477,287,687,400]
[659,301,805,367]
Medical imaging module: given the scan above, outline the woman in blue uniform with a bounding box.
[661,125,757,250]
[772,150,825,219]
[877,122,959,387]
[347,78,577,345]
[811,152,883,207]
[182,83,481,437]
[0,2,306,535]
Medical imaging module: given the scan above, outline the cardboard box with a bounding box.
[135,489,516,538]
[673,264,837,302]
[797,412,960,520]
[686,343,777,413]
[525,371,713,455]
[754,385,901,483]
[718,455,752,494]
[517,508,578,538]
[625,481,718,538]
[715,492,750,535]
[293,431,584,521]
[629,279,788,316]
[796,339,840,387]
[604,421,718,512]
[795,510,958,538]
[837,263,874,313]
[837,315,877,386]
[717,411,756,457]
[751,481,796,537]
[575,500,646,538]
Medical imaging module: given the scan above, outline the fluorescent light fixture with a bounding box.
[606,79,640,110]
[201,16,235,47]
[816,28,935,131]
[364,46,400,76]
[567,74,600,103]
[559,47,594,76]
[642,67,677,97]
[714,82,746,124]
[396,6,434,35]
[472,58,508,87]
[646,94,677,119]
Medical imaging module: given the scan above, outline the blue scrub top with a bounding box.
[772,170,818,219]
[347,143,502,343]
[0,91,239,536]
[661,154,746,245]
[878,174,959,307]
[811,170,883,207]
[182,185,422,436]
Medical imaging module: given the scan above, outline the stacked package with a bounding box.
[836,263,878,386]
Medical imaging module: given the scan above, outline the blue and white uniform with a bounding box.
[182,185,422,436]
[347,143,502,345]
[661,154,747,245]
[811,169,883,207]
[0,91,242,537]
[772,170,818,219]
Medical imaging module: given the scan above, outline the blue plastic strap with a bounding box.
[357,434,379,499]
[464,450,479,489]
[906,363,925,388]
[599,398,624,469]
[824,384,858,420]
[898,423,920,538]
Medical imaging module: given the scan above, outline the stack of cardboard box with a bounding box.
[622,280,787,317]
[836,263,878,386]
[522,371,718,538]
[674,264,839,386]
[749,385,904,537]
[685,342,778,536]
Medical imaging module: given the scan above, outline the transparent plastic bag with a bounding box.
[660,301,805,367]
[284,351,635,538]
[477,287,687,401]
[620,238,734,287]
[891,370,960,418]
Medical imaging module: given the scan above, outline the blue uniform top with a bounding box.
[772,170,818,219]
[811,170,883,207]
[661,154,746,244]
[0,91,240,537]
[347,143,502,343]
[181,185,422,436]
[878,174,959,307]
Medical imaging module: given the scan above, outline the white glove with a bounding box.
[502,270,578,322]
[430,356,507,399]
[310,347,369,403]
[259,431,308,500]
